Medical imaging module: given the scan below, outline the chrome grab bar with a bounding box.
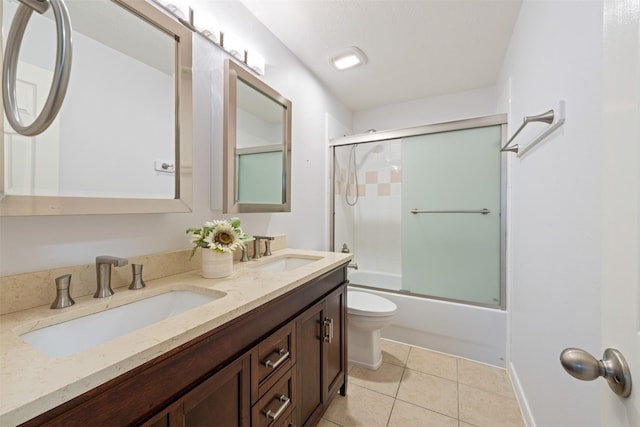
[410,208,490,215]
[2,0,73,136]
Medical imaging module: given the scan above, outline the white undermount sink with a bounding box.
[19,290,223,358]
[251,256,321,272]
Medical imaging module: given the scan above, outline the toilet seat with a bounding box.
[348,291,397,317]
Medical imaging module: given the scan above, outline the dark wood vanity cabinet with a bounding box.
[21,264,348,427]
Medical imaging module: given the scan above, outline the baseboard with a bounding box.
[508,361,536,427]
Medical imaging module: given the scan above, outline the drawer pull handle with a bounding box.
[265,394,290,420]
[265,349,290,369]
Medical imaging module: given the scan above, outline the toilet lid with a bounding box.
[348,291,397,317]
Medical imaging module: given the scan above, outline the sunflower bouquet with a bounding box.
[186,217,251,259]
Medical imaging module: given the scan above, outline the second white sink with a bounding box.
[20,290,223,358]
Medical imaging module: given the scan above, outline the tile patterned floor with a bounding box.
[320,340,525,427]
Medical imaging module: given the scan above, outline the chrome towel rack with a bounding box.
[2,0,73,137]
[410,208,490,215]
[501,101,566,156]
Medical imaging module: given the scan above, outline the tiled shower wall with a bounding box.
[333,139,403,275]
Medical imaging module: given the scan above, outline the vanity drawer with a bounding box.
[252,321,296,402]
[268,409,295,427]
[251,367,296,427]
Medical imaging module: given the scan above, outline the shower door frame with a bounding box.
[329,113,508,310]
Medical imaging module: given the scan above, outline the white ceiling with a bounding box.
[240,0,523,112]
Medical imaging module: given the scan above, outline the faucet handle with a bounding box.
[51,274,75,309]
[128,264,146,290]
[240,244,250,262]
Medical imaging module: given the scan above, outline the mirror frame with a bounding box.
[223,59,292,213]
[0,0,193,216]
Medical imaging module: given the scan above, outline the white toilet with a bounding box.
[347,290,397,370]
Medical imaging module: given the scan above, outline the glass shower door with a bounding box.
[401,125,502,305]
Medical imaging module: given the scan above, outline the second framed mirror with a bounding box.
[223,59,292,213]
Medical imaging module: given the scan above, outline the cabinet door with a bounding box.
[178,354,251,427]
[323,285,346,400]
[140,354,250,427]
[296,284,347,427]
[296,300,324,427]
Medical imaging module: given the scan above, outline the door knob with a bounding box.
[560,347,632,397]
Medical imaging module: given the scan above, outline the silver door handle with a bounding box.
[323,317,334,343]
[560,347,632,397]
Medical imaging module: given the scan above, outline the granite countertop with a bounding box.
[0,248,352,426]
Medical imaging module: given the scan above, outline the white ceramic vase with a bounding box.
[201,250,233,278]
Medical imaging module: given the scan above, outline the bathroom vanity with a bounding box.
[0,250,351,427]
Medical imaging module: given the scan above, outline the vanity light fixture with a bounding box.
[151,0,266,75]
[223,32,246,61]
[192,8,221,45]
[152,0,192,24]
[331,47,367,71]
[246,51,265,75]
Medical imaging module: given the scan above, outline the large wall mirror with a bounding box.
[0,0,193,215]
[223,59,291,213]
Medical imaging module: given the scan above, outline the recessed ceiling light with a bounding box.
[331,47,367,71]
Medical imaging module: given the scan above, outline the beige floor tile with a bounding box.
[405,346,457,381]
[381,339,411,367]
[458,358,514,398]
[459,423,477,427]
[396,368,458,418]
[387,400,458,427]
[459,384,525,427]
[349,362,404,397]
[318,419,342,427]
[323,383,395,427]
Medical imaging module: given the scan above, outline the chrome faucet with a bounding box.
[252,236,275,259]
[95,256,128,298]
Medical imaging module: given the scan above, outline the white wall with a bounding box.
[497,1,603,426]
[353,85,498,134]
[333,139,403,275]
[0,0,352,276]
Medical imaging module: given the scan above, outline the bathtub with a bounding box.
[348,270,507,367]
